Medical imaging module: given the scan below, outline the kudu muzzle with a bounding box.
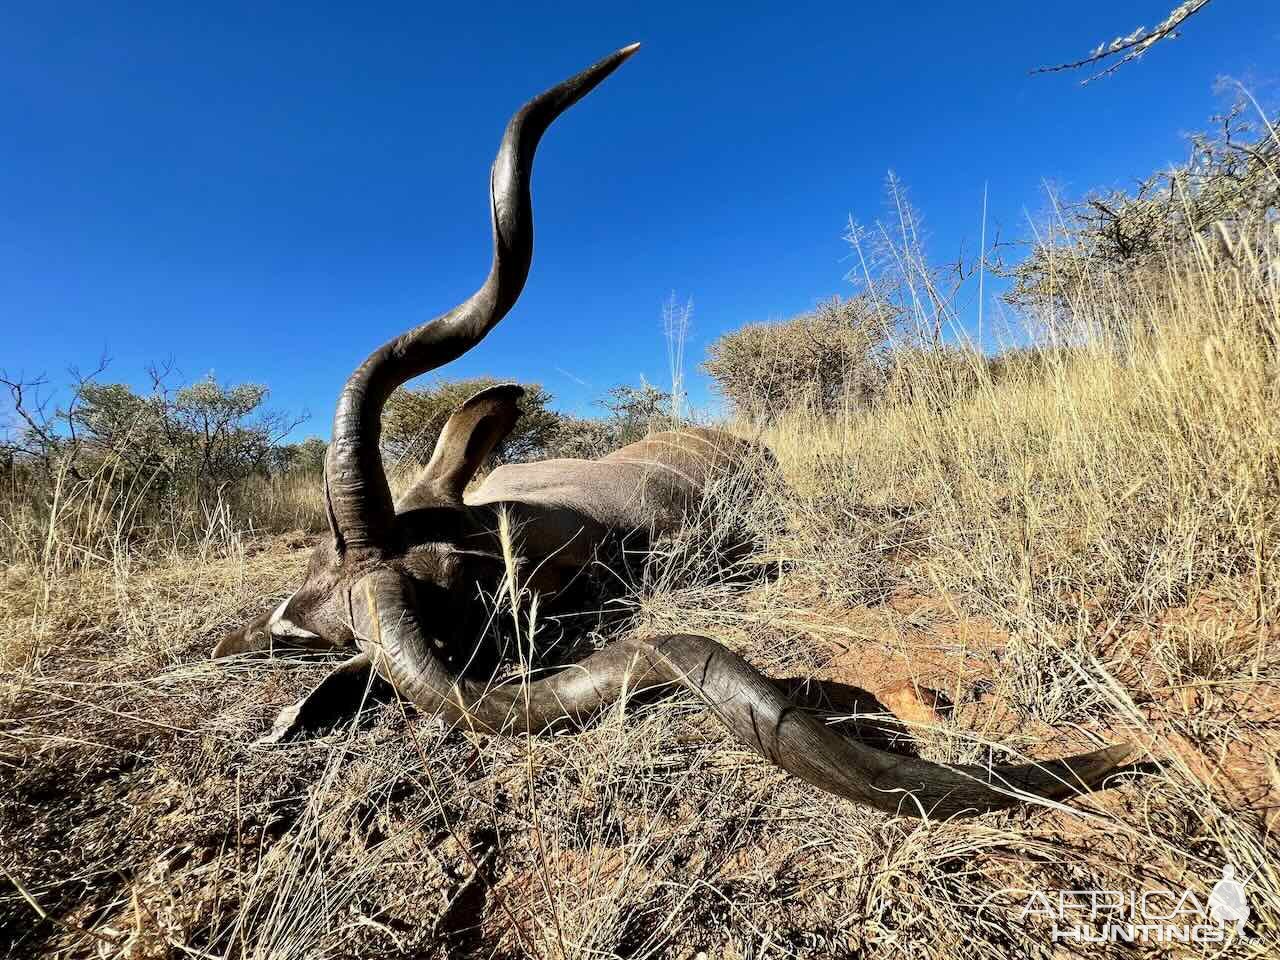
[212,609,275,659]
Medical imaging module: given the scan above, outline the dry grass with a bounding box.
[4,224,1280,957]
[0,463,326,576]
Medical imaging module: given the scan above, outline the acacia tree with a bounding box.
[1,366,304,499]
[77,374,302,493]
[1003,102,1278,321]
[0,358,111,480]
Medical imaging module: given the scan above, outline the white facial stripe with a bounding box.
[274,619,320,639]
[268,596,291,625]
[268,592,320,639]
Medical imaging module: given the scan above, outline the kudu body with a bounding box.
[215,45,1136,819]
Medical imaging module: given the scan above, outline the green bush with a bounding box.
[273,436,328,475]
[2,372,302,497]
[544,384,676,460]
[0,370,314,552]
[544,416,617,460]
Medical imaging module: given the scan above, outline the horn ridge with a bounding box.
[351,568,1137,820]
[323,44,640,552]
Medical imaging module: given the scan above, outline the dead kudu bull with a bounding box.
[213,44,1135,819]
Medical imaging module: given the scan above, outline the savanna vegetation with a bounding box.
[2,96,1277,959]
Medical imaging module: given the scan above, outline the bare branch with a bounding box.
[0,371,87,480]
[1032,1,1214,84]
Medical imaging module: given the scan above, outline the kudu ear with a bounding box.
[414,384,524,504]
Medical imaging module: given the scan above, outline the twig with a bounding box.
[1,861,123,949]
[1031,1,1214,84]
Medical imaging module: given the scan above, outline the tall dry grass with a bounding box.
[761,219,1280,951]
[773,220,1278,654]
[0,461,325,572]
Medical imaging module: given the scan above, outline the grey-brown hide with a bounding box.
[212,386,754,659]
[390,398,759,643]
[465,423,757,578]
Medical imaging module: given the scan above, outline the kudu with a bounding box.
[213,44,1136,818]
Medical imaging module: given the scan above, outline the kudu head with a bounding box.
[212,44,640,661]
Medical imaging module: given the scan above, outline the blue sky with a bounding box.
[3,1,1276,438]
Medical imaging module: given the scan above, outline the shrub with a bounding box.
[545,416,616,460]
[703,296,893,421]
[1,371,303,499]
[542,383,677,460]
[599,382,676,444]
[1005,102,1278,326]
[273,436,328,475]
[381,377,560,475]
[0,370,316,563]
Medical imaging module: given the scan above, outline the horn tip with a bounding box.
[1108,740,1142,767]
[619,42,642,56]
[1078,740,1142,784]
